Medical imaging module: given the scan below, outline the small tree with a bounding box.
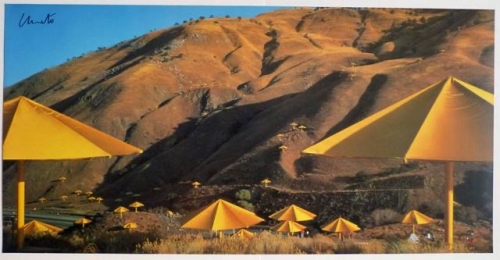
[235,189,254,211]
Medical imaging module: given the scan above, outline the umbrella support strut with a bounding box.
[16,160,25,250]
[445,161,454,250]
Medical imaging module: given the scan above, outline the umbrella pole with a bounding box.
[445,161,454,250]
[16,160,26,250]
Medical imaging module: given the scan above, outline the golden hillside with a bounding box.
[2,8,494,211]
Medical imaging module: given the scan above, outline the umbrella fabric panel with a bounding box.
[406,78,493,161]
[303,79,443,159]
[3,97,142,160]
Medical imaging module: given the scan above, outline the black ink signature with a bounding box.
[19,13,56,27]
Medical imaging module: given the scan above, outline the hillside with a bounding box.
[2,8,494,221]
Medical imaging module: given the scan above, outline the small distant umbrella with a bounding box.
[129,201,144,212]
[271,220,306,234]
[279,145,288,151]
[125,191,134,196]
[114,206,129,218]
[153,187,162,192]
[234,229,254,239]
[60,195,68,201]
[261,178,272,187]
[74,190,82,196]
[290,122,299,129]
[123,222,138,232]
[132,193,141,198]
[167,210,175,217]
[88,196,96,202]
[21,220,62,237]
[192,181,201,188]
[298,125,307,131]
[321,217,360,241]
[38,197,46,203]
[75,218,92,228]
[85,191,93,197]
[269,204,316,222]
[402,210,433,234]
[96,197,103,203]
[114,198,123,202]
[276,133,285,138]
[58,176,66,182]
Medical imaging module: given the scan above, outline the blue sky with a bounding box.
[3,4,288,87]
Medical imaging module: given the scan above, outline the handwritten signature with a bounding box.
[19,13,56,27]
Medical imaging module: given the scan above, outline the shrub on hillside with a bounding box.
[371,209,402,226]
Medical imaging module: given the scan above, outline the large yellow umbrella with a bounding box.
[303,76,493,248]
[402,210,433,234]
[21,220,62,237]
[2,96,143,249]
[271,220,306,234]
[321,217,360,240]
[269,204,317,222]
[180,199,264,231]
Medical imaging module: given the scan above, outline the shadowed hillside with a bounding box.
[2,8,493,219]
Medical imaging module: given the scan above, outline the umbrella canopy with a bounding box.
[75,218,92,227]
[302,76,493,162]
[402,210,433,225]
[114,206,130,213]
[3,96,142,249]
[271,220,306,233]
[234,229,254,239]
[180,199,264,231]
[3,96,143,159]
[321,217,361,233]
[402,210,433,234]
[302,76,493,248]
[21,220,62,236]
[123,222,138,229]
[269,204,317,222]
[129,201,144,212]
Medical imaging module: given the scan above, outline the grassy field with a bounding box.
[3,225,473,254]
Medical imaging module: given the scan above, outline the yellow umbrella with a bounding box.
[2,96,142,249]
[271,220,306,234]
[192,181,201,188]
[123,222,138,232]
[234,229,254,239]
[303,76,493,249]
[60,195,68,201]
[269,204,317,222]
[114,206,129,218]
[180,199,264,231]
[321,217,360,240]
[261,178,271,187]
[402,210,433,234]
[75,218,92,228]
[21,220,62,237]
[129,201,144,212]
